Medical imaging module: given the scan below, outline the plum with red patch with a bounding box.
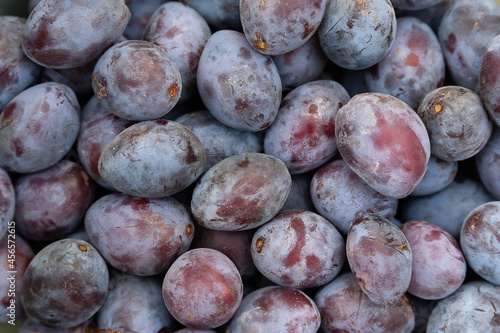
[480,34,500,127]
[311,159,398,234]
[14,160,95,242]
[346,213,412,305]
[0,16,41,111]
[251,209,345,288]
[0,82,80,173]
[92,40,182,121]
[427,281,500,332]
[461,202,500,285]
[98,120,206,198]
[123,0,165,40]
[143,2,211,103]
[365,16,445,109]
[22,0,130,69]
[240,0,327,55]
[191,153,291,231]
[227,285,321,332]
[314,272,415,332]
[319,0,396,70]
[401,220,467,300]
[162,248,243,329]
[85,193,194,276]
[476,126,500,199]
[197,30,282,132]
[264,80,350,174]
[335,92,431,199]
[21,239,109,328]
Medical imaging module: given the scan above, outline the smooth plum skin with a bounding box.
[240,0,327,55]
[97,272,174,333]
[311,159,398,235]
[272,33,328,90]
[76,96,135,189]
[162,248,243,330]
[438,0,500,92]
[346,213,412,305]
[365,16,445,109]
[251,209,345,288]
[191,153,292,231]
[0,167,15,239]
[21,239,109,328]
[143,1,211,103]
[314,272,415,333]
[264,80,350,174]
[0,82,80,173]
[0,16,41,111]
[461,202,500,285]
[410,155,458,196]
[480,34,500,127]
[476,126,500,199]
[426,281,500,333]
[40,59,96,99]
[92,40,182,121]
[14,160,95,242]
[401,220,467,300]
[197,30,282,132]
[123,0,166,40]
[85,193,195,276]
[417,86,492,162]
[98,120,206,198]
[319,0,396,70]
[0,233,34,323]
[183,0,242,31]
[226,286,321,333]
[22,0,130,69]
[175,111,262,172]
[335,92,431,199]
[400,178,495,238]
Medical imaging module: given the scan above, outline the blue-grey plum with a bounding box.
[476,126,500,199]
[183,0,241,31]
[410,155,458,196]
[480,34,500,127]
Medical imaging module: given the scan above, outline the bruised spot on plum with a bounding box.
[303,22,315,40]
[238,47,252,60]
[424,229,442,242]
[169,84,178,98]
[309,104,318,114]
[306,255,320,270]
[93,75,108,100]
[155,119,168,125]
[406,54,419,67]
[124,197,150,212]
[1,296,11,308]
[188,52,199,71]
[12,138,24,157]
[284,217,306,267]
[255,237,264,252]
[238,158,250,168]
[185,142,198,164]
[2,102,16,120]
[445,33,457,54]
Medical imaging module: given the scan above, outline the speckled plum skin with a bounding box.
[480,34,500,127]
[175,111,262,172]
[143,2,211,103]
[21,239,109,328]
[97,272,174,333]
[184,0,241,31]
[14,160,95,242]
[346,213,412,305]
[314,272,415,333]
[461,202,500,285]
[0,233,33,323]
[76,96,135,190]
[85,193,194,276]
[311,159,398,235]
[365,17,445,109]
[240,0,327,55]
[197,30,282,132]
[191,153,292,231]
[476,127,500,199]
[400,178,495,238]
[0,167,14,239]
[92,40,182,121]
[271,34,328,90]
[335,92,431,199]
[417,86,492,162]
[251,209,345,288]
[162,248,243,329]
[0,82,80,174]
[227,286,321,332]
[410,155,457,196]
[22,0,130,69]
[438,0,500,92]
[318,0,396,70]
[98,120,206,198]
[426,281,500,333]
[264,80,350,174]
[401,220,467,300]
[0,16,41,111]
